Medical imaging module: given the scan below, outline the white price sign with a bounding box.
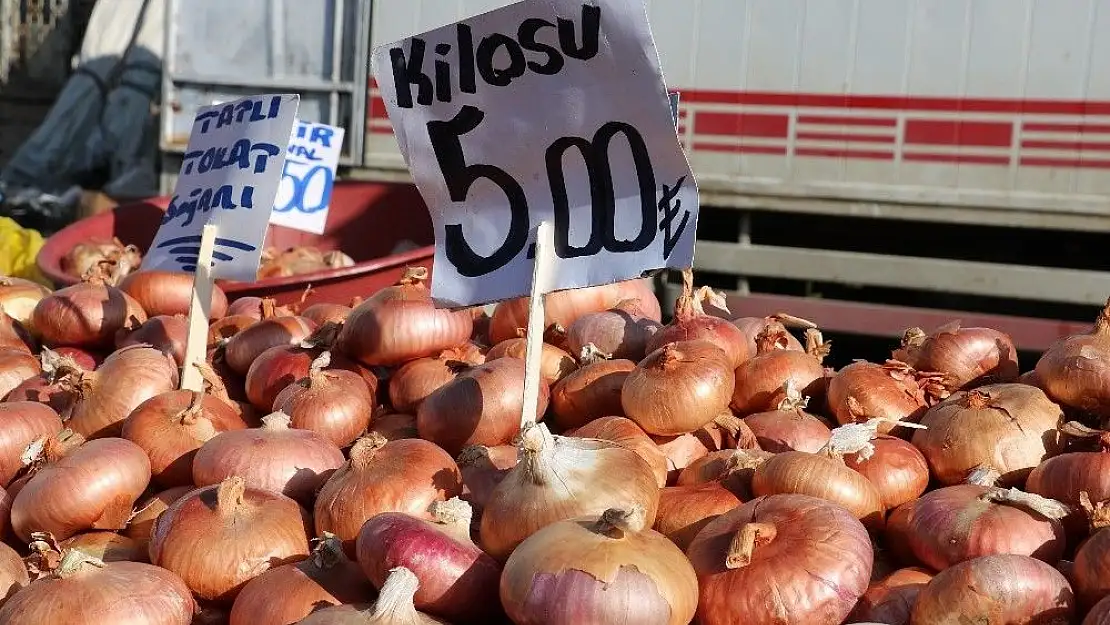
[373,0,698,308]
[270,120,346,235]
[145,94,300,282]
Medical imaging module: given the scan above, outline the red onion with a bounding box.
[550,357,634,431]
[894,321,1019,391]
[119,270,228,319]
[32,277,146,349]
[64,345,178,438]
[564,299,662,362]
[149,477,311,602]
[115,314,187,365]
[1036,299,1110,417]
[847,567,933,625]
[742,381,831,453]
[647,270,749,368]
[911,554,1074,623]
[314,434,463,548]
[845,434,929,510]
[731,326,830,416]
[272,352,375,447]
[417,357,549,456]
[731,314,808,355]
[0,276,50,330]
[193,411,344,504]
[60,531,146,563]
[687,493,873,625]
[621,340,735,436]
[570,415,669,487]
[486,337,577,386]
[0,348,40,401]
[338,267,472,366]
[456,444,517,518]
[295,566,448,625]
[914,383,1065,486]
[501,506,698,625]
[0,401,62,485]
[827,360,942,433]
[121,390,248,488]
[655,481,742,551]
[388,346,483,414]
[357,498,502,622]
[224,309,317,376]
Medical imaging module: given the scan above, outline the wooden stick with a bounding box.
[520,221,555,428]
[179,224,218,392]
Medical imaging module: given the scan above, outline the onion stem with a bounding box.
[725,522,777,569]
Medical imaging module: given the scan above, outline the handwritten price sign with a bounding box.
[373,0,699,308]
[145,94,300,281]
[271,120,346,235]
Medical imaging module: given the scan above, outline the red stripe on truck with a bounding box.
[904,120,1013,148]
[693,112,789,138]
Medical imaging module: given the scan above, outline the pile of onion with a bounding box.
[893,320,1019,391]
[63,344,179,438]
[1036,298,1110,417]
[826,359,944,432]
[622,339,735,436]
[296,566,448,625]
[338,267,473,366]
[501,506,698,625]
[32,270,146,349]
[687,493,873,625]
[742,380,831,453]
[480,422,661,560]
[913,383,1064,486]
[550,354,634,430]
[149,477,311,602]
[646,270,748,368]
[731,326,830,416]
[357,498,502,622]
[272,352,375,447]
[911,554,1074,623]
[257,246,354,279]
[119,270,229,319]
[388,345,484,414]
[564,298,662,361]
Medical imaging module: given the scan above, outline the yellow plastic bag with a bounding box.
[0,217,49,286]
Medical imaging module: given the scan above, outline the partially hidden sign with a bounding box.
[373,0,699,308]
[145,94,300,282]
[271,120,346,235]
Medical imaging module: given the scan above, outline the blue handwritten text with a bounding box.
[194,96,284,134]
[161,184,256,227]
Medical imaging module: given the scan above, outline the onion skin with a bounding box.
[501,507,699,625]
[65,345,179,439]
[489,280,656,345]
[622,340,736,436]
[486,338,577,386]
[827,361,930,433]
[123,486,193,553]
[847,567,933,625]
[914,384,1064,486]
[550,358,634,431]
[149,478,312,603]
[338,267,473,367]
[273,367,374,448]
[886,485,1066,571]
[1035,301,1110,417]
[687,493,873,625]
[60,531,146,563]
[732,316,804,355]
[743,405,831,453]
[119,270,228,319]
[115,314,188,365]
[653,424,727,484]
[50,347,102,371]
[655,482,742,551]
[208,314,257,347]
[0,541,27,605]
[224,315,317,376]
[894,322,1019,391]
[11,437,151,541]
[569,416,669,487]
[752,450,886,530]
[0,556,195,625]
[565,300,662,361]
[457,444,517,518]
[910,554,1075,624]
[314,435,463,548]
[1027,452,1110,505]
[845,436,930,510]
[0,402,62,485]
[417,357,549,456]
[0,349,41,400]
[33,281,146,349]
[731,345,827,416]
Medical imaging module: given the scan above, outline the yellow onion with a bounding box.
[456,444,517,518]
[388,346,482,414]
[565,299,662,362]
[569,415,668,487]
[847,567,933,625]
[0,276,50,330]
[272,352,375,447]
[826,360,942,433]
[894,321,1019,391]
[742,380,831,453]
[1036,299,1110,417]
[486,337,577,386]
[295,566,448,625]
[59,531,146,563]
[488,279,658,345]
[655,480,742,551]
[550,356,634,431]
[845,435,929,510]
[63,345,179,439]
[911,554,1074,623]
[731,327,830,416]
[622,340,735,436]
[647,271,749,369]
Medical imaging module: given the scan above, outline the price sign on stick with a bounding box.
[145,94,300,391]
[372,0,699,309]
[271,120,346,234]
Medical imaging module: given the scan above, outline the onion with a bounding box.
[193,411,344,504]
[300,302,353,326]
[272,353,375,447]
[622,340,735,436]
[357,498,502,622]
[687,493,873,625]
[370,411,419,442]
[845,434,929,509]
[846,567,933,625]
[827,360,944,433]
[479,422,660,561]
[489,281,638,346]
[224,310,317,376]
[32,278,146,349]
[1036,299,1110,417]
[50,347,101,371]
[501,506,698,625]
[1087,596,1110,625]
[388,347,482,414]
[296,566,448,625]
[59,237,141,279]
[150,477,311,602]
[742,380,831,453]
[64,345,179,438]
[914,383,1065,486]
[911,554,1075,623]
[59,531,145,563]
[677,449,772,500]
[647,271,749,368]
[0,276,50,329]
[486,337,577,386]
[1028,446,1110,505]
[0,314,32,354]
[119,270,228,319]
[208,314,257,347]
[731,314,807,355]
[115,314,188,365]
[121,390,248,488]
[1072,494,1110,611]
[894,321,1019,391]
[0,541,27,605]
[456,444,517,518]
[244,328,374,412]
[655,481,742,551]
[653,423,728,483]
[228,533,373,625]
[886,484,1069,571]
[0,402,62,485]
[731,326,830,416]
[569,415,669,487]
[0,550,194,624]
[752,421,888,529]
[122,486,192,552]
[11,437,150,541]
[417,357,549,455]
[550,356,634,431]
[0,349,40,400]
[226,297,294,319]
[338,268,472,366]
[314,434,462,548]
[564,299,662,362]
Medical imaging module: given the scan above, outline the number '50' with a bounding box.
[274,163,334,214]
[428,105,659,278]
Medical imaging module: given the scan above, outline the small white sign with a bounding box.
[373,0,699,308]
[270,120,346,234]
[145,94,300,282]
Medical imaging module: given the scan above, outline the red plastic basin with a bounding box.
[37,181,436,307]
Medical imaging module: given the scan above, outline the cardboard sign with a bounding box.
[145,94,300,282]
[373,0,699,308]
[271,120,346,234]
